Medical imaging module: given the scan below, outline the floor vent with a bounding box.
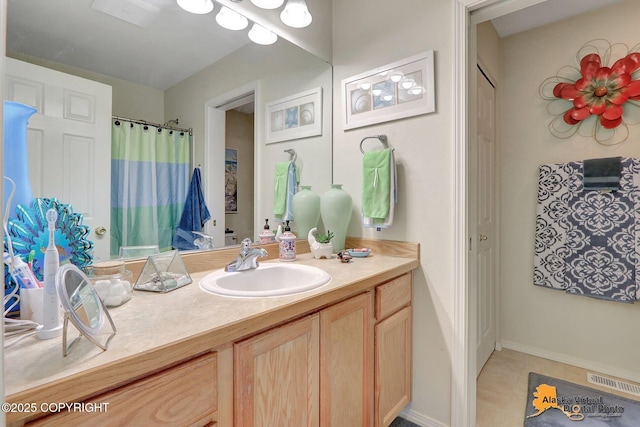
[587,372,640,397]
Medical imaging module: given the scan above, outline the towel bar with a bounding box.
[360,135,389,154]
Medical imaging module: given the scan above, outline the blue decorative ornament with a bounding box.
[5,198,94,283]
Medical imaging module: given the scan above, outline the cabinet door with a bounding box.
[235,314,320,427]
[375,306,412,427]
[320,292,374,426]
[27,353,218,427]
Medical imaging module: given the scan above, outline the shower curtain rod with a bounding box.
[112,115,193,136]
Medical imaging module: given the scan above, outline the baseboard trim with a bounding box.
[500,340,640,384]
[399,408,448,427]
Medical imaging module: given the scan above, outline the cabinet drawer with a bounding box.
[28,352,217,427]
[375,273,412,321]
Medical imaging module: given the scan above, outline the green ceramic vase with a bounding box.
[291,186,321,239]
[320,184,352,251]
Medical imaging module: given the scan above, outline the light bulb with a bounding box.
[216,6,248,30]
[400,78,415,89]
[280,0,312,28]
[359,82,371,91]
[383,94,393,101]
[249,23,278,45]
[372,88,382,96]
[408,86,425,95]
[250,0,284,9]
[389,71,403,83]
[177,0,214,14]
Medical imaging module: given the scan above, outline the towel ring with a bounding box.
[284,148,297,162]
[360,135,388,154]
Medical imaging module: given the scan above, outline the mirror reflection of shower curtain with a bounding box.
[110,120,190,257]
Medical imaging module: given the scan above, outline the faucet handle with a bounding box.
[240,238,253,249]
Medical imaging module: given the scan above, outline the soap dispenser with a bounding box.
[259,218,275,244]
[278,221,296,262]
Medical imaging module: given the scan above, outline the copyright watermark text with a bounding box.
[2,401,109,413]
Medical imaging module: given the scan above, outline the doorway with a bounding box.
[204,81,259,249]
[223,103,255,246]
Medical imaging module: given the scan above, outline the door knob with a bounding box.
[479,234,488,241]
[95,226,107,236]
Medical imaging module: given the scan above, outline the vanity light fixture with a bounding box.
[372,88,382,96]
[280,0,312,28]
[177,0,214,14]
[248,23,278,45]
[400,77,415,90]
[250,0,284,9]
[408,86,425,95]
[216,6,249,30]
[389,71,404,83]
[359,82,372,91]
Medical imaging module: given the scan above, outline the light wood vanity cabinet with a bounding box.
[320,292,374,426]
[26,352,221,427]
[17,269,413,427]
[234,313,321,426]
[234,292,374,426]
[375,274,413,427]
[234,273,412,427]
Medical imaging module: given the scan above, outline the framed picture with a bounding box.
[266,87,322,144]
[341,50,435,130]
[225,148,238,213]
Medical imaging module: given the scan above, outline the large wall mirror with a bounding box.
[5,0,332,261]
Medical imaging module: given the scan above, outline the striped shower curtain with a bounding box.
[110,120,191,257]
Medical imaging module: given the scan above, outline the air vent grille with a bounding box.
[587,373,640,397]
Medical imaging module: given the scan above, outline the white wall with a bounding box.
[164,40,332,241]
[499,0,640,381]
[333,0,454,424]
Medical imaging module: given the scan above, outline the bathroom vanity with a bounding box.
[4,239,419,427]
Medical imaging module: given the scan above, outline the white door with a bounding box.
[476,66,497,374]
[5,58,112,261]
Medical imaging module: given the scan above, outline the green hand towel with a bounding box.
[362,149,391,219]
[273,161,291,216]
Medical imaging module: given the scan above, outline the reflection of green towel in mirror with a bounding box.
[274,161,291,216]
[362,149,391,219]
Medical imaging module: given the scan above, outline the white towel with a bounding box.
[362,149,396,228]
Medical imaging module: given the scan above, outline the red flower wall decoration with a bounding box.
[540,40,640,145]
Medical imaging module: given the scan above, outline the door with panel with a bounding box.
[476,66,497,374]
[5,58,112,261]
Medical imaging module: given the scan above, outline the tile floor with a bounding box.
[476,348,640,427]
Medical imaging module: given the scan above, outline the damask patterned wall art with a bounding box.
[534,158,640,303]
[539,39,640,145]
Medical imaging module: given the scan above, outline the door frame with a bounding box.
[452,0,547,425]
[204,80,261,248]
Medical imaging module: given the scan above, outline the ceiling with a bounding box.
[491,0,624,38]
[6,0,251,90]
[6,0,625,90]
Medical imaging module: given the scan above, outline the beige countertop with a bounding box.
[4,239,419,424]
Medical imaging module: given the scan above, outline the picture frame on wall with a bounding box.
[341,50,435,130]
[225,148,238,213]
[266,87,323,144]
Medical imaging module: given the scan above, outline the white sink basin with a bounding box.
[199,263,332,297]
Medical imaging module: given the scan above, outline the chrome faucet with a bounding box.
[225,238,268,272]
